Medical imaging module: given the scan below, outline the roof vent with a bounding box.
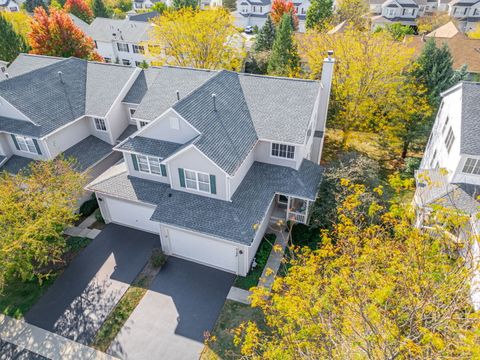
[327,50,334,59]
[212,93,217,112]
[4,73,9,79]
[176,90,180,101]
[58,71,64,83]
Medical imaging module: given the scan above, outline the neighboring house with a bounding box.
[86,17,153,67]
[0,54,140,185]
[235,0,310,31]
[448,0,480,32]
[371,0,420,29]
[414,81,480,309]
[68,13,90,34]
[87,53,335,276]
[133,0,220,9]
[127,11,160,22]
[406,21,480,76]
[0,0,19,12]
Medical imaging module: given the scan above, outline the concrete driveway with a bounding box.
[25,224,158,345]
[108,258,235,360]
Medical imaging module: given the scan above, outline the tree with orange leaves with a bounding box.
[28,7,102,61]
[64,0,94,23]
[270,0,298,31]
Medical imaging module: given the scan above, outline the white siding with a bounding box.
[229,143,255,198]
[246,196,275,267]
[139,109,199,144]
[254,140,302,170]
[0,95,30,121]
[0,133,13,157]
[44,118,90,158]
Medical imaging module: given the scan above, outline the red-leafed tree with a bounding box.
[270,0,299,30]
[64,0,94,23]
[28,7,102,61]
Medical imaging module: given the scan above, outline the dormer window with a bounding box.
[271,143,295,159]
[94,117,107,131]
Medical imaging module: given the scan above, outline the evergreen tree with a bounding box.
[412,39,467,107]
[92,0,109,17]
[0,14,29,63]
[172,0,197,9]
[305,0,332,30]
[25,0,47,12]
[268,13,300,77]
[254,15,275,52]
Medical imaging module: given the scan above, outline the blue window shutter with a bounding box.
[33,139,42,155]
[210,175,216,194]
[178,168,185,187]
[10,134,19,150]
[131,154,139,171]
[160,164,167,177]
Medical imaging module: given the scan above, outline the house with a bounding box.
[0,54,140,183]
[414,81,480,308]
[127,11,160,22]
[86,17,153,67]
[87,53,335,276]
[370,0,420,29]
[406,21,480,75]
[447,0,480,31]
[235,0,310,31]
[0,0,20,12]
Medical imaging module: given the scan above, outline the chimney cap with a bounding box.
[327,50,334,56]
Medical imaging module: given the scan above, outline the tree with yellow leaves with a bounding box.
[297,27,431,156]
[146,8,245,71]
[236,179,480,359]
[1,11,30,39]
[0,159,86,290]
[334,0,369,29]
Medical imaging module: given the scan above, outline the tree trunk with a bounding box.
[401,140,409,159]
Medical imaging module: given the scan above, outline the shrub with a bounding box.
[79,195,98,217]
[151,248,167,268]
[94,208,104,223]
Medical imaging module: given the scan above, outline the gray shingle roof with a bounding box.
[173,71,258,175]
[133,66,217,121]
[89,159,323,245]
[460,82,480,156]
[123,67,162,104]
[87,18,151,43]
[116,136,182,159]
[0,57,137,138]
[127,11,160,22]
[63,135,113,172]
[117,124,138,142]
[0,155,34,175]
[5,54,62,78]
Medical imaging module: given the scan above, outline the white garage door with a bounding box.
[167,227,238,273]
[104,196,158,234]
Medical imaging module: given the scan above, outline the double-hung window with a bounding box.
[463,158,480,175]
[444,127,455,153]
[271,143,295,159]
[117,43,129,52]
[185,169,211,193]
[94,117,107,131]
[133,45,145,54]
[136,154,162,175]
[15,135,37,154]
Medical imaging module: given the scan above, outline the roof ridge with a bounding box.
[237,71,319,83]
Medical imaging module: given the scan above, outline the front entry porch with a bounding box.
[271,194,311,224]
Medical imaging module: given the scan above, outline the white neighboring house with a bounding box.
[414,81,480,309]
[0,54,140,187]
[87,53,335,276]
[447,0,480,32]
[0,0,20,12]
[235,0,310,32]
[86,17,153,67]
[370,0,420,28]
[133,0,221,9]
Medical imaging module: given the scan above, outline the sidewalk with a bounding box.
[0,315,115,360]
[64,214,101,239]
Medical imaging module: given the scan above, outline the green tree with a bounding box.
[267,13,300,77]
[374,22,415,41]
[412,38,467,107]
[172,0,197,9]
[253,15,275,52]
[25,0,47,12]
[0,14,29,63]
[305,0,332,30]
[222,0,236,11]
[237,179,480,359]
[151,1,167,13]
[0,159,86,289]
[92,0,110,17]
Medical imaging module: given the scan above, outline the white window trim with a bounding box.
[136,154,162,176]
[270,142,295,160]
[184,168,211,193]
[93,117,107,132]
[16,135,37,154]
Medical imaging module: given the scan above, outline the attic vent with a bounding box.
[212,93,217,112]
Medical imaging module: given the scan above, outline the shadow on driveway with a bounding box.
[24,224,158,345]
[109,257,235,360]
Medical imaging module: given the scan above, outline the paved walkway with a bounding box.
[64,214,101,239]
[0,315,115,360]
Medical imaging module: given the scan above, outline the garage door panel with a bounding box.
[104,197,158,234]
[168,228,237,273]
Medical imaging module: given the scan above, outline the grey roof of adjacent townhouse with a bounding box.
[173,71,258,175]
[450,0,480,4]
[0,57,137,138]
[63,135,113,172]
[133,66,217,121]
[5,54,62,78]
[396,0,419,7]
[68,14,90,34]
[116,136,183,159]
[123,68,162,104]
[0,155,35,175]
[88,18,152,43]
[89,159,323,245]
[460,82,480,156]
[245,0,270,4]
[127,11,160,22]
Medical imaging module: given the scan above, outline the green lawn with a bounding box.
[201,300,265,360]
[233,234,275,290]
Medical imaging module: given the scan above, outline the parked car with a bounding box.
[244,25,254,34]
